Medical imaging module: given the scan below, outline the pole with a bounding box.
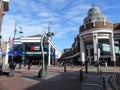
[12,22,16,63]
[85,61,88,74]
[64,63,66,72]
[38,28,54,78]
[41,36,45,68]
[38,35,47,78]
[102,76,106,90]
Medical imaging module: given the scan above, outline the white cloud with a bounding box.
[2,0,120,51]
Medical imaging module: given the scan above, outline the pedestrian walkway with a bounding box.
[80,66,120,90]
[0,65,119,90]
[0,65,81,90]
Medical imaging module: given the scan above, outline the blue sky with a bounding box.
[2,0,120,51]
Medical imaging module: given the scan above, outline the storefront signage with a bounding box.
[26,51,47,54]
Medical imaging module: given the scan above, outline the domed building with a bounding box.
[80,5,120,66]
[61,5,120,66]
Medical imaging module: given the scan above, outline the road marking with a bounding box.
[111,74,120,90]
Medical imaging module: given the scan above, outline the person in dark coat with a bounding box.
[8,62,16,76]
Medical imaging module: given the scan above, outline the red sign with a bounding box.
[30,46,35,51]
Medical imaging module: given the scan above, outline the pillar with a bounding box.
[109,33,116,66]
[93,33,98,64]
[80,36,85,65]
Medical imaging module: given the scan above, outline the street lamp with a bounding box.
[12,22,23,65]
[14,22,23,39]
[38,31,54,78]
[8,22,23,76]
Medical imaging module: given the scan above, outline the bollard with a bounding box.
[45,64,47,72]
[80,70,82,82]
[85,61,88,74]
[102,76,106,90]
[100,69,102,78]
[0,69,3,75]
[80,69,83,82]
[64,64,66,72]
[81,68,83,80]
[19,63,21,69]
[28,64,31,70]
[0,62,3,75]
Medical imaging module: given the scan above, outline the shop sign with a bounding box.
[26,51,47,54]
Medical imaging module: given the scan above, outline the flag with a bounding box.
[8,36,14,45]
[8,36,14,52]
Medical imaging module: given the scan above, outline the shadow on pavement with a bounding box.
[21,71,80,90]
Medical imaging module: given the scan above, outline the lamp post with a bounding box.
[14,22,23,39]
[38,31,54,78]
[13,22,23,69]
[8,22,23,76]
[12,22,23,63]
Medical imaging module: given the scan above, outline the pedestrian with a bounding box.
[8,62,16,76]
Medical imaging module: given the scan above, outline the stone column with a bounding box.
[80,36,85,65]
[109,33,116,66]
[93,34,98,64]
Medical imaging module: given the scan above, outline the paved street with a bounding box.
[0,65,120,90]
[0,65,81,90]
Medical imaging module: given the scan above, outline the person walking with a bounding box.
[8,62,16,76]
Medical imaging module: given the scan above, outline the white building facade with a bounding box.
[80,6,120,66]
[61,6,120,66]
[5,34,61,66]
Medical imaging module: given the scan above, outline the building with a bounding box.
[61,6,120,66]
[0,0,9,64]
[5,34,61,66]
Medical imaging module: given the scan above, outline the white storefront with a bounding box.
[5,34,61,66]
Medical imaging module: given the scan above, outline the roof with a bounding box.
[27,34,42,37]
